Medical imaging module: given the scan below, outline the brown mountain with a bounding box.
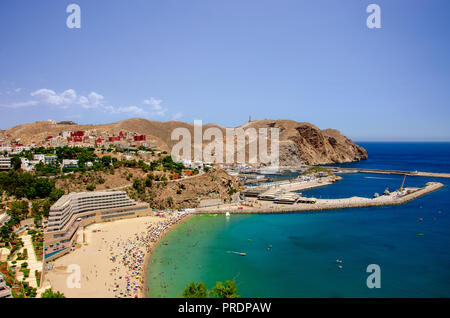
[2,118,367,165]
[240,120,367,165]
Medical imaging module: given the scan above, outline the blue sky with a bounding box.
[0,0,449,141]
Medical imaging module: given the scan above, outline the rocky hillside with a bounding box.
[2,118,367,165]
[241,120,368,165]
[130,169,244,209]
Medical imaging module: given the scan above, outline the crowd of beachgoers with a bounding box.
[104,211,189,298]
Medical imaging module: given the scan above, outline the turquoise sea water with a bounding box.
[147,142,450,297]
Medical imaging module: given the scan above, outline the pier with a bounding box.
[324,167,450,179]
[234,166,450,179]
[194,182,445,215]
[243,175,341,197]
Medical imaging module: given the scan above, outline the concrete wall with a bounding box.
[198,198,222,208]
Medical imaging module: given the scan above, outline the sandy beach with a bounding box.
[43,212,190,298]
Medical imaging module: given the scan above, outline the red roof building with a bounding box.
[134,135,146,141]
[108,136,121,142]
[70,131,85,137]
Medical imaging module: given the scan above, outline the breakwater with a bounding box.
[194,182,445,214]
[324,167,450,179]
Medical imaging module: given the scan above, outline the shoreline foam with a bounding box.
[142,213,193,298]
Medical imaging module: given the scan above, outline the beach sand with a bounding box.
[43,212,189,298]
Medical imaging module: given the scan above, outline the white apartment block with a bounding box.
[0,146,12,153]
[180,159,203,169]
[44,191,148,261]
[33,154,58,165]
[62,159,78,168]
[0,156,12,170]
[14,146,30,153]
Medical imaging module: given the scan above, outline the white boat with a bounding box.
[225,211,231,217]
[258,166,279,174]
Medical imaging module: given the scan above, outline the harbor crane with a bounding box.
[399,174,407,191]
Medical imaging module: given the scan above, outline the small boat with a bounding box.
[239,252,247,256]
[163,242,168,245]
[338,265,343,269]
[225,212,231,217]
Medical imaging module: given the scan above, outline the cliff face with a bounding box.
[242,120,368,165]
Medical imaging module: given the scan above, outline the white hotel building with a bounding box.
[44,191,149,261]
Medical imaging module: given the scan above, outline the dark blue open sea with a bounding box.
[147,142,450,298]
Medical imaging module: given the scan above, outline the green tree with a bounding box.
[145,176,153,188]
[133,178,144,193]
[101,155,112,167]
[0,170,57,200]
[31,199,41,217]
[11,156,22,170]
[42,199,52,218]
[182,282,208,298]
[49,188,64,203]
[41,288,65,298]
[7,200,29,223]
[211,280,240,298]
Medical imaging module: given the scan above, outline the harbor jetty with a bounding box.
[324,167,450,179]
[244,175,341,197]
[234,166,450,179]
[195,182,445,214]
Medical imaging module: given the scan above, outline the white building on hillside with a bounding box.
[20,158,40,171]
[34,154,58,165]
[0,146,12,153]
[0,156,12,170]
[62,159,79,168]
